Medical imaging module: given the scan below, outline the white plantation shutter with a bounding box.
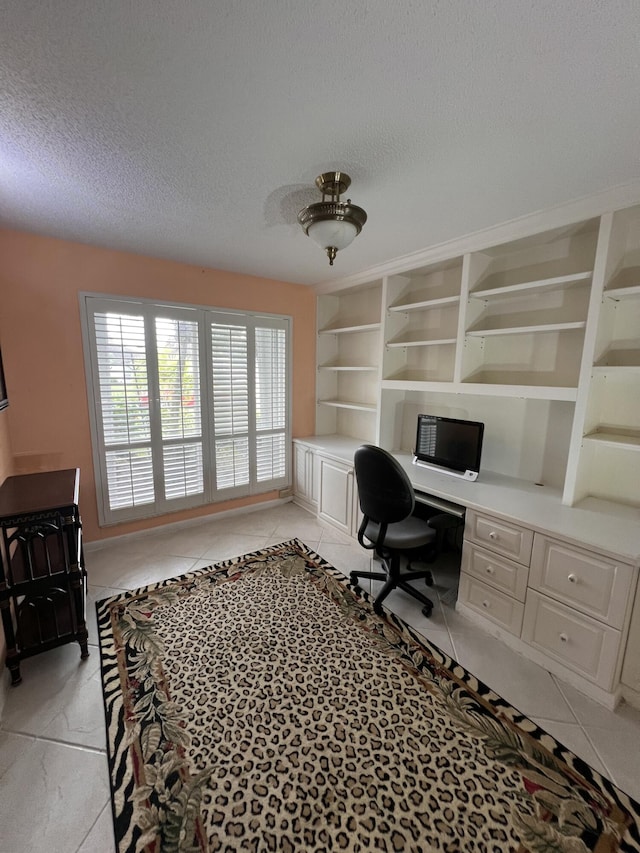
[255,325,287,482]
[93,310,155,511]
[82,296,290,524]
[211,321,249,491]
[155,316,204,500]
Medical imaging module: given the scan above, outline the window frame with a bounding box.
[80,293,292,526]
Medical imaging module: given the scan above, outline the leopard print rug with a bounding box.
[97,539,640,852]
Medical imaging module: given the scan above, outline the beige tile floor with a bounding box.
[0,500,639,852]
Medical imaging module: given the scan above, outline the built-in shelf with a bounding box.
[604,284,640,301]
[382,377,451,389]
[318,322,381,335]
[316,282,382,444]
[604,267,640,301]
[318,399,377,412]
[593,348,640,371]
[387,337,457,348]
[466,320,586,338]
[318,364,378,372]
[388,295,461,313]
[380,377,579,401]
[583,429,640,451]
[461,378,578,401]
[471,271,592,301]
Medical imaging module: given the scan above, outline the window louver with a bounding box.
[255,327,287,481]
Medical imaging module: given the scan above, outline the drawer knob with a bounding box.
[559,632,569,643]
[482,600,490,608]
[568,573,577,584]
[488,531,498,540]
[485,565,495,575]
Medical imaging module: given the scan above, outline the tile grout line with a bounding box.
[0,727,108,755]
[73,799,112,853]
[551,675,621,788]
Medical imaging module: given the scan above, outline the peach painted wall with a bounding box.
[0,228,316,543]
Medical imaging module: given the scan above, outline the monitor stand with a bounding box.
[412,456,479,482]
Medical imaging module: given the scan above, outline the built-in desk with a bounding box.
[293,435,640,709]
[395,453,640,565]
[293,436,640,560]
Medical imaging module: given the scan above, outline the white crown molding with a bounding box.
[314,180,640,295]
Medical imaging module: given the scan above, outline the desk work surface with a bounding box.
[295,436,640,565]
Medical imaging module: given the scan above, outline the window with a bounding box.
[81,295,290,525]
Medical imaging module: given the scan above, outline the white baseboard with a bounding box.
[621,683,640,712]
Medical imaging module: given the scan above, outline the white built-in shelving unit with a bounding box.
[302,189,640,709]
[383,258,463,386]
[563,205,640,509]
[315,281,383,443]
[313,196,640,511]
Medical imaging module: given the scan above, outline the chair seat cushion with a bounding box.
[364,515,436,550]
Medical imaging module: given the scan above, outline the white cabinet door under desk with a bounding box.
[318,454,357,537]
[292,440,320,512]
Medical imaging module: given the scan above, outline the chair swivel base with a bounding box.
[349,568,435,618]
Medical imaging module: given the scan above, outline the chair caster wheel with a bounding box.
[421,603,433,618]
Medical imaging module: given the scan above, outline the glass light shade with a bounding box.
[306,219,359,251]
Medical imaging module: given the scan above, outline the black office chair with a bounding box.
[350,444,438,617]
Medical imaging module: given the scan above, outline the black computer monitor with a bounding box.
[413,414,484,481]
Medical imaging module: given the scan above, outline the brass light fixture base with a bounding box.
[314,171,351,198]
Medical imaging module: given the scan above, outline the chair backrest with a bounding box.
[354,445,415,524]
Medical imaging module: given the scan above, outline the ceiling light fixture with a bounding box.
[297,171,367,266]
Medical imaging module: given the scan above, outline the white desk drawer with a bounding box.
[522,591,621,690]
[461,543,529,602]
[465,510,533,565]
[458,573,524,636]
[530,537,635,629]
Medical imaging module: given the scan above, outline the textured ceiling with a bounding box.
[1,1,639,287]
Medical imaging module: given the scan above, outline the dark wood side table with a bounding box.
[0,468,89,685]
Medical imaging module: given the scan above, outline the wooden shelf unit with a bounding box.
[0,469,89,685]
[313,201,640,511]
